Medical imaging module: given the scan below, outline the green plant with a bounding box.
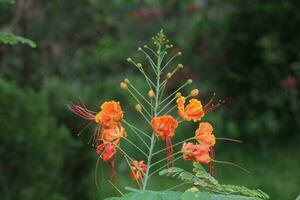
[69,31,269,199]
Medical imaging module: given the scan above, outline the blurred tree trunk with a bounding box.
[11,0,44,86]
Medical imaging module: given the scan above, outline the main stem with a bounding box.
[142,45,162,190]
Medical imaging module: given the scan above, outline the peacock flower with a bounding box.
[195,122,216,147]
[177,96,204,122]
[96,142,116,161]
[95,101,124,128]
[101,125,127,145]
[151,115,178,167]
[182,142,211,164]
[130,160,147,181]
[150,115,178,139]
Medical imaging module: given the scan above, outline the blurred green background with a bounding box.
[0,0,299,200]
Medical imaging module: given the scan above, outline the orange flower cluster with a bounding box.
[69,100,126,161]
[182,142,210,164]
[180,122,216,164]
[130,160,147,181]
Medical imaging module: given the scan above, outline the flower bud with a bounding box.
[178,64,183,68]
[176,92,182,98]
[124,79,130,84]
[135,104,142,112]
[190,89,199,97]
[187,79,193,84]
[189,187,199,192]
[177,51,182,56]
[148,90,155,98]
[136,63,142,68]
[120,82,128,89]
[138,47,142,51]
[127,58,132,62]
[166,72,172,79]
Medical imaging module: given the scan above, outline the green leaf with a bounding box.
[104,191,182,200]
[105,191,263,200]
[0,31,36,48]
[0,0,15,4]
[193,162,218,185]
[181,191,212,200]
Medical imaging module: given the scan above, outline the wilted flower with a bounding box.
[101,125,127,145]
[96,142,116,161]
[130,160,147,181]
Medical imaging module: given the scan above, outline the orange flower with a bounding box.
[150,115,178,139]
[151,115,178,167]
[182,142,210,164]
[130,160,147,181]
[177,96,204,121]
[195,122,216,147]
[96,142,116,161]
[101,125,127,145]
[95,101,124,128]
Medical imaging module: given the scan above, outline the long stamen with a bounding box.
[152,137,195,156]
[203,93,225,114]
[76,121,93,136]
[95,152,104,187]
[150,150,182,168]
[216,137,243,143]
[212,159,250,174]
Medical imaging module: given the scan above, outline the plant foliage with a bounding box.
[159,162,269,200]
[0,31,36,48]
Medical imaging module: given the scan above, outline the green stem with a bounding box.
[142,44,162,190]
[122,120,151,139]
[149,155,183,178]
[152,137,195,156]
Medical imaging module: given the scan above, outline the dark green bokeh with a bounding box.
[0,0,299,200]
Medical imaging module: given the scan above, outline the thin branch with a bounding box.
[122,120,151,139]
[150,150,182,168]
[159,81,189,106]
[123,137,148,157]
[152,137,195,156]
[127,88,152,118]
[127,82,154,108]
[125,123,150,149]
[149,155,183,178]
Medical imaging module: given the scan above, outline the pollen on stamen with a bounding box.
[203,93,225,114]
